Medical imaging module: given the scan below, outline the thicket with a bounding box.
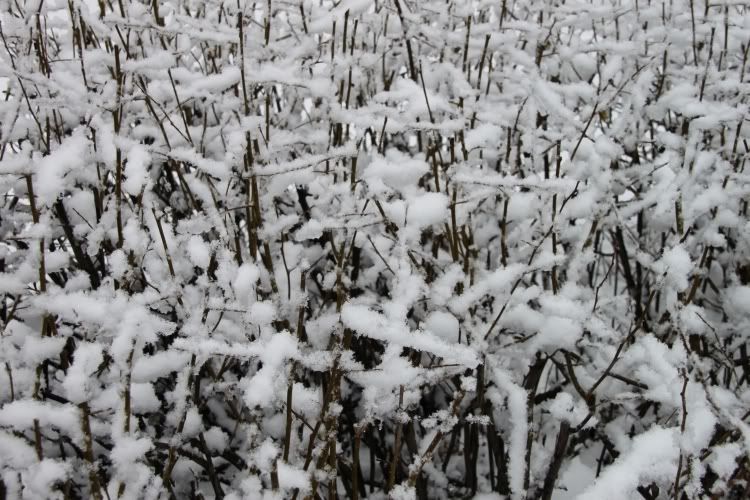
[1,0,750,498]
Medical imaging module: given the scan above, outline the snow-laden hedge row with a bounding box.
[1,0,749,498]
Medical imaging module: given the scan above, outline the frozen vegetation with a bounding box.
[1,0,750,498]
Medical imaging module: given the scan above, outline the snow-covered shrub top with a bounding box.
[1,0,749,498]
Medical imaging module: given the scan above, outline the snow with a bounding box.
[295,219,324,241]
[169,148,231,180]
[578,427,679,500]
[124,145,151,195]
[490,366,528,500]
[0,401,81,440]
[407,192,449,228]
[547,391,590,426]
[122,51,176,73]
[110,436,153,468]
[233,263,260,302]
[182,407,203,438]
[20,336,66,365]
[130,383,161,413]
[277,462,310,492]
[424,311,459,342]
[465,123,504,150]
[242,332,299,408]
[724,286,750,319]
[132,351,191,382]
[554,455,597,500]
[34,129,89,205]
[341,303,479,368]
[532,316,583,351]
[709,443,742,479]
[62,342,104,404]
[25,459,71,499]
[1,0,747,498]
[0,432,37,469]
[204,426,229,453]
[655,245,694,292]
[363,151,429,194]
[253,439,279,473]
[249,301,276,326]
[186,235,211,268]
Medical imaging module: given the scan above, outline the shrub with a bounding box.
[1,0,749,498]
